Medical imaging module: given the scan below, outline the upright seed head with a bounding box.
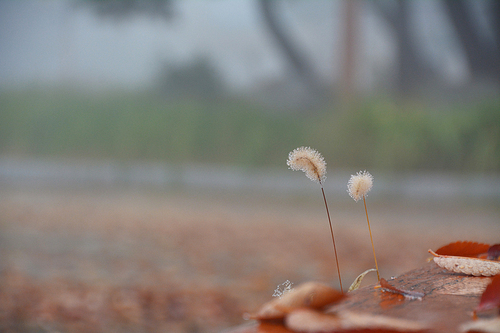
[347,170,373,202]
[287,147,327,185]
[347,170,380,281]
[287,146,344,292]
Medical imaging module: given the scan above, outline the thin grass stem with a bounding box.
[363,195,380,281]
[320,186,343,293]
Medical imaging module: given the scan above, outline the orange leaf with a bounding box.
[476,274,500,312]
[380,278,425,299]
[435,241,490,258]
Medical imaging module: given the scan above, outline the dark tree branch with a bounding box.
[258,0,324,97]
[444,0,499,82]
[492,0,500,51]
[369,0,397,30]
[370,1,438,95]
[82,0,174,21]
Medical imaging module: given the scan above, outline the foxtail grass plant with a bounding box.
[347,170,380,281]
[287,147,343,292]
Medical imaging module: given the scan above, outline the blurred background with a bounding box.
[0,1,499,332]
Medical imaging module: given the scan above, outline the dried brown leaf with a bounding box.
[255,322,296,333]
[338,310,429,332]
[285,309,342,332]
[247,282,344,320]
[435,241,490,258]
[476,274,500,313]
[380,278,425,299]
[429,250,500,276]
[285,308,428,332]
[460,317,500,333]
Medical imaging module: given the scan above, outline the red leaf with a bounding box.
[380,278,425,299]
[476,274,500,312]
[257,322,295,333]
[435,241,490,258]
[487,244,500,260]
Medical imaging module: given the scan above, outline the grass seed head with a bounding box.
[287,147,327,185]
[347,170,373,202]
[286,146,343,292]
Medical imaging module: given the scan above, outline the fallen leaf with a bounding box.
[257,322,296,333]
[348,268,377,292]
[338,310,428,332]
[247,282,344,320]
[285,308,428,332]
[431,275,491,296]
[460,317,500,333]
[380,278,425,300]
[476,274,500,313]
[429,250,500,276]
[488,244,500,261]
[379,291,406,310]
[435,241,490,258]
[285,308,342,332]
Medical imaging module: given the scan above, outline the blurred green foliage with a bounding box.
[0,89,498,172]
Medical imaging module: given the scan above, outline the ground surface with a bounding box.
[0,184,499,332]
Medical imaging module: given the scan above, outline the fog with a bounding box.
[0,1,475,92]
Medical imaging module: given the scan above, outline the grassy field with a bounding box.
[0,184,499,332]
[0,89,499,172]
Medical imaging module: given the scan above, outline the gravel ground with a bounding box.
[0,185,499,332]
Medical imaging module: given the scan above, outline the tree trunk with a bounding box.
[258,0,325,98]
[444,0,500,83]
